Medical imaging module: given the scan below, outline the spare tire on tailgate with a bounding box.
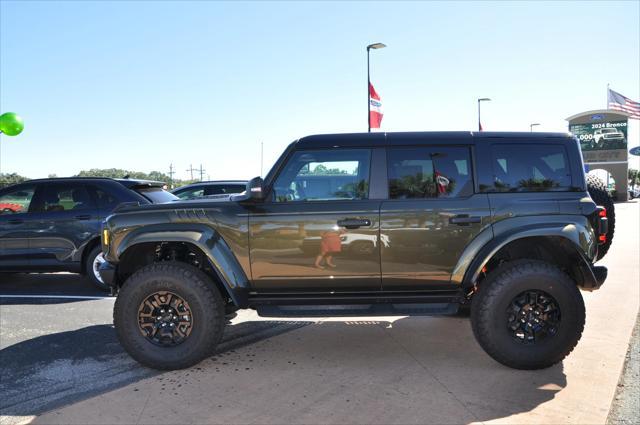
[586,174,615,260]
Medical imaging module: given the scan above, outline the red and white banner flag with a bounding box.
[369,83,383,129]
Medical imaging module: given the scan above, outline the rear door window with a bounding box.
[31,183,97,212]
[387,146,473,199]
[484,144,572,192]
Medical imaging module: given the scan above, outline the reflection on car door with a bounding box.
[380,144,491,289]
[249,148,382,292]
[0,184,37,269]
[28,182,101,269]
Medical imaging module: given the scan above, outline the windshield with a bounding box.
[601,128,617,134]
[136,187,179,203]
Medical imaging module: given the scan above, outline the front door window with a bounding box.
[272,149,371,202]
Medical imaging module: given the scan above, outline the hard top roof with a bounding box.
[295,131,573,149]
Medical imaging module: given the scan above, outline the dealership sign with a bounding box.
[569,120,628,163]
[630,146,640,157]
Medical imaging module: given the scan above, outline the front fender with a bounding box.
[453,215,597,289]
[116,223,250,307]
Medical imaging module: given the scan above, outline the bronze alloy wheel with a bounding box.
[137,291,194,347]
[506,289,561,344]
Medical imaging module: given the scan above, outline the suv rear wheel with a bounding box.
[471,260,585,370]
[113,262,225,370]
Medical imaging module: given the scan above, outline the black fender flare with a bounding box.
[452,219,599,290]
[116,223,250,307]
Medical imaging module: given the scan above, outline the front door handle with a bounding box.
[8,219,23,225]
[449,215,481,225]
[337,218,371,229]
[74,214,91,221]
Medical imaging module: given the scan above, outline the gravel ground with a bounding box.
[607,313,640,424]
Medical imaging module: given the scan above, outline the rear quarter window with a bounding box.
[482,144,573,192]
[137,187,178,204]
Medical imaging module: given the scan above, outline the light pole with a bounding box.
[367,42,386,132]
[529,123,540,132]
[477,98,491,131]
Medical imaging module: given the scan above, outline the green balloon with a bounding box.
[0,112,24,136]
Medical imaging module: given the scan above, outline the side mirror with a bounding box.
[232,176,266,203]
[247,176,265,201]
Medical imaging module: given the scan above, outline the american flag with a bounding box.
[608,89,640,119]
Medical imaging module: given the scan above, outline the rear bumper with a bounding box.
[98,261,118,295]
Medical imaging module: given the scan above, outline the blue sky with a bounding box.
[1,0,639,179]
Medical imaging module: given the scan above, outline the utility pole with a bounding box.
[186,164,196,181]
[168,163,175,188]
[198,164,206,181]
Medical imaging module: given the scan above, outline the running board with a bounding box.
[255,303,459,317]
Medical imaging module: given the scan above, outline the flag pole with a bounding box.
[606,83,610,109]
[367,47,371,133]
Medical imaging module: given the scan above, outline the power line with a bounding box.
[168,163,175,187]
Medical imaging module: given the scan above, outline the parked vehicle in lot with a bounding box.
[0,177,177,290]
[172,181,247,200]
[101,132,610,371]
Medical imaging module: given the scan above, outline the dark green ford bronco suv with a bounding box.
[100,132,610,371]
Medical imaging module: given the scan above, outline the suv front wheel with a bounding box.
[85,246,109,291]
[471,260,585,370]
[113,262,225,370]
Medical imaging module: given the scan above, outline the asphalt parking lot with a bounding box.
[1,201,638,425]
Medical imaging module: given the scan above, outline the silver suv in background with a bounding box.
[171,180,247,200]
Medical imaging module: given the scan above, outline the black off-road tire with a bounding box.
[471,260,585,370]
[113,262,225,370]
[586,174,615,260]
[84,246,109,291]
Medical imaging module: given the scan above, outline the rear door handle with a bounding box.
[337,218,371,229]
[74,214,91,220]
[449,215,481,225]
[8,219,23,225]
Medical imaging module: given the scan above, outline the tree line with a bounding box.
[2,168,640,191]
[0,169,203,189]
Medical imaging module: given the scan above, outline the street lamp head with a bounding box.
[530,123,540,127]
[367,43,387,50]
[478,97,491,102]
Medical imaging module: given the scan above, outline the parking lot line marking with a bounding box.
[0,294,115,300]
